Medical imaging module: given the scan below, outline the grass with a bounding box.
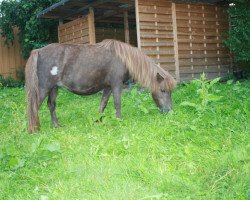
[0,78,249,199]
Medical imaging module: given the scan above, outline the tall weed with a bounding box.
[180,73,222,112]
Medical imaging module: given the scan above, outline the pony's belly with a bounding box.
[71,86,103,95]
[58,80,105,95]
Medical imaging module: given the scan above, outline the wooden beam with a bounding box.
[37,0,69,18]
[88,7,96,44]
[58,19,63,43]
[96,19,136,25]
[59,19,64,25]
[124,11,130,43]
[171,3,180,82]
[135,0,141,49]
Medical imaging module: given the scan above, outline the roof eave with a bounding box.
[37,0,70,18]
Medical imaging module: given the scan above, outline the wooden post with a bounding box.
[58,19,63,43]
[124,11,130,44]
[135,0,141,49]
[59,19,63,25]
[171,3,180,82]
[88,7,96,44]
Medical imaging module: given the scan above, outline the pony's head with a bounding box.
[151,72,176,113]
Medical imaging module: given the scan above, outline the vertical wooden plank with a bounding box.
[124,11,130,44]
[0,34,3,76]
[0,28,26,79]
[12,32,16,78]
[2,36,7,75]
[58,26,61,43]
[228,12,234,72]
[135,0,141,49]
[171,3,180,82]
[202,5,207,72]
[88,7,96,44]
[215,6,221,76]
[154,5,160,67]
[13,28,19,75]
[188,4,194,78]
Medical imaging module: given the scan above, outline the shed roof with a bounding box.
[175,0,225,3]
[38,0,226,21]
[38,0,135,23]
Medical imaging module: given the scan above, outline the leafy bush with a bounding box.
[225,0,250,63]
[16,67,25,81]
[0,75,24,88]
[0,0,58,59]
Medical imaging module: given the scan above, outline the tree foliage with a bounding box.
[225,0,250,63]
[0,0,59,59]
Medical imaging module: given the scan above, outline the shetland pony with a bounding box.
[25,39,176,133]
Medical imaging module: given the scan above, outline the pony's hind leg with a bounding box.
[47,86,59,128]
[99,88,112,113]
[35,88,49,130]
[111,83,122,119]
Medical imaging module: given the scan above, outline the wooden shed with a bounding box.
[38,0,231,82]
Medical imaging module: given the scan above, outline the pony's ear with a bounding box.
[156,73,164,83]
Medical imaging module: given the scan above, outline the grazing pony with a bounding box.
[25,39,176,133]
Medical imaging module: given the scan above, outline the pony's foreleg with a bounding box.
[47,87,59,128]
[99,88,112,113]
[111,85,122,119]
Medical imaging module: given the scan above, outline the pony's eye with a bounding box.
[161,89,166,93]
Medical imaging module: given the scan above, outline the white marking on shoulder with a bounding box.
[50,66,58,75]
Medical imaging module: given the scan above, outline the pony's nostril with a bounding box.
[162,108,169,113]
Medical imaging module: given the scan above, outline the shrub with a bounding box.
[0,0,58,59]
[0,75,24,88]
[225,0,250,63]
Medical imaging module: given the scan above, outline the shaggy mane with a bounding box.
[98,39,176,92]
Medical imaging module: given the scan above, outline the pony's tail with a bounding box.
[25,50,40,133]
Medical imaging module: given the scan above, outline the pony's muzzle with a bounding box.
[161,104,173,113]
[161,108,170,113]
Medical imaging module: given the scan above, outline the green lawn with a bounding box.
[0,79,249,199]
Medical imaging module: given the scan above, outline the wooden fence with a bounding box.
[58,10,96,44]
[175,3,231,81]
[136,0,231,81]
[0,28,25,79]
[137,0,176,78]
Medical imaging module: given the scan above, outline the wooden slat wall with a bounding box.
[136,0,231,81]
[137,0,176,77]
[176,3,231,81]
[57,1,231,82]
[58,16,91,44]
[0,28,25,79]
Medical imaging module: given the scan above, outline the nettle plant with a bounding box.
[180,73,222,112]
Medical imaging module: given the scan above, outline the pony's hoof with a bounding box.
[53,124,62,128]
